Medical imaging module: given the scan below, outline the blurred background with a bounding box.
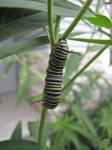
[0,1,112,149]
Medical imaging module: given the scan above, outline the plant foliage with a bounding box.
[0,0,112,150]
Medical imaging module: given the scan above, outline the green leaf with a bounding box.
[100,107,112,137]
[67,132,82,150]
[75,83,93,101]
[16,63,29,105]
[0,36,49,59]
[69,37,112,45]
[28,122,39,141]
[100,139,110,149]
[0,140,39,150]
[0,0,81,17]
[28,121,51,144]
[63,53,82,85]
[70,123,101,148]
[0,12,51,41]
[52,116,74,150]
[68,31,88,37]
[85,14,112,29]
[0,8,36,26]
[10,122,22,140]
[36,0,81,12]
[28,93,43,103]
[61,53,82,100]
[0,0,92,41]
[27,76,39,92]
[87,45,105,51]
[3,58,15,76]
[72,105,97,137]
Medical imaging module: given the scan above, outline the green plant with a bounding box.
[0,0,112,150]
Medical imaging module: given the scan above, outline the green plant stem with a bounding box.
[98,28,112,38]
[43,27,50,42]
[62,0,93,39]
[79,0,95,14]
[63,45,108,91]
[54,15,61,42]
[38,106,48,150]
[48,0,55,46]
[38,1,55,149]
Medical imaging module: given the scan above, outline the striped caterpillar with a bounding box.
[42,39,69,109]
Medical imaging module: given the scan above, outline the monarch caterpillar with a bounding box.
[31,39,80,108]
[42,39,69,109]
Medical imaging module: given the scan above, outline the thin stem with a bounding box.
[62,0,93,39]
[54,15,61,42]
[63,45,108,91]
[95,0,101,13]
[79,0,95,14]
[48,0,55,46]
[85,0,100,54]
[98,28,112,38]
[38,1,55,149]
[43,27,50,42]
[38,106,48,150]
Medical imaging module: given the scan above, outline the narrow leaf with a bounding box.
[0,140,39,150]
[85,14,112,29]
[87,45,104,51]
[72,105,97,137]
[64,53,82,85]
[3,59,15,76]
[0,36,49,59]
[0,0,80,17]
[69,37,112,45]
[28,122,39,141]
[0,12,51,41]
[10,122,22,140]
[0,8,35,26]
[68,31,88,37]
[28,93,43,103]
[70,123,102,148]
[61,53,82,100]
[36,0,81,12]
[28,121,51,142]
[16,64,29,105]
